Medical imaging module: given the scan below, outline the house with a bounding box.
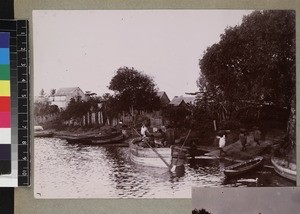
[34,95,49,104]
[170,96,196,108]
[51,87,87,109]
[157,91,170,106]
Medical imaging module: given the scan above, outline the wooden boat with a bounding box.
[62,132,124,145]
[34,125,53,137]
[129,138,185,168]
[271,156,296,182]
[63,135,93,144]
[91,134,124,144]
[224,156,264,177]
[34,131,54,138]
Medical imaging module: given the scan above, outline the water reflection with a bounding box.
[34,138,294,198]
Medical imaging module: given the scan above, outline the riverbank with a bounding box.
[204,128,296,167]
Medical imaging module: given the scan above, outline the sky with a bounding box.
[192,187,300,214]
[33,10,252,100]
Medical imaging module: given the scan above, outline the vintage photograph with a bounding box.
[192,187,300,214]
[33,10,296,198]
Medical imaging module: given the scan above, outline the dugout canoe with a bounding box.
[34,131,54,138]
[224,156,264,177]
[63,135,93,144]
[91,133,124,144]
[271,156,297,182]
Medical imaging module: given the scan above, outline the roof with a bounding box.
[34,96,49,103]
[157,91,170,103]
[170,96,196,106]
[182,96,196,104]
[55,87,81,96]
[157,91,165,98]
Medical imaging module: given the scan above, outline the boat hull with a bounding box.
[34,131,54,138]
[62,133,124,145]
[130,152,172,168]
[129,138,183,168]
[63,136,93,144]
[224,157,264,177]
[91,134,124,144]
[271,157,296,182]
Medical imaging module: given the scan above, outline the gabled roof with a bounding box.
[55,87,81,96]
[170,96,196,106]
[157,91,165,98]
[157,91,170,103]
[170,96,185,106]
[182,96,196,104]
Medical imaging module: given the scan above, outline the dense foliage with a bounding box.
[198,10,295,122]
[108,67,161,115]
[61,97,100,120]
[34,101,59,116]
[100,93,119,123]
[163,105,191,128]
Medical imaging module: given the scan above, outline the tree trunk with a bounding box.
[287,90,296,146]
[287,61,296,147]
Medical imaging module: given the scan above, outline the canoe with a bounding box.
[34,131,54,138]
[129,138,185,168]
[91,134,124,144]
[271,157,297,182]
[224,156,264,177]
[63,135,93,144]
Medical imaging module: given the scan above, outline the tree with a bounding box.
[163,105,191,128]
[100,93,119,123]
[108,66,161,115]
[198,11,295,137]
[34,101,59,116]
[198,10,296,156]
[39,89,45,97]
[50,89,56,96]
[198,10,295,120]
[61,98,99,121]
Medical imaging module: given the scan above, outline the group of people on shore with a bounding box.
[239,126,262,151]
[217,126,262,156]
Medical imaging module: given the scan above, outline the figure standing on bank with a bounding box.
[253,126,261,145]
[239,128,247,151]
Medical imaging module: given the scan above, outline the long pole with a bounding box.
[133,128,171,170]
[171,129,191,170]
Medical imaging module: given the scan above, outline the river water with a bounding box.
[34,137,295,198]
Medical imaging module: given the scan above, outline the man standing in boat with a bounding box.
[141,123,150,137]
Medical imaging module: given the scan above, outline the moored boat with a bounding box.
[129,137,186,168]
[34,125,54,137]
[34,131,54,138]
[224,156,264,177]
[91,133,124,144]
[271,156,296,182]
[61,135,94,144]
